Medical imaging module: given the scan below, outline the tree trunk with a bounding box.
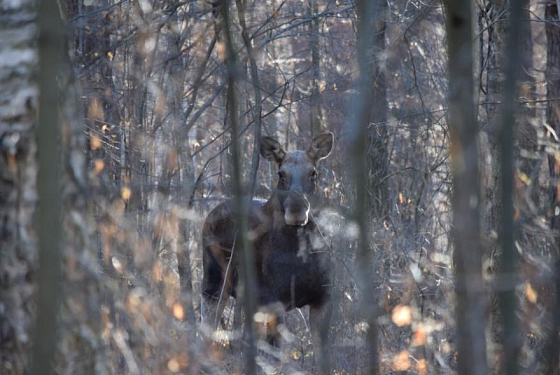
[517,0,537,181]
[30,0,65,372]
[484,0,507,237]
[236,0,263,198]
[545,2,560,372]
[366,0,389,219]
[352,0,384,373]
[444,1,488,374]
[1,1,94,373]
[0,2,39,373]
[495,0,523,372]
[546,1,560,235]
[309,0,323,137]
[221,0,257,372]
[57,63,101,374]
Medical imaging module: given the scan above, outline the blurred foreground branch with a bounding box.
[443,2,488,374]
[31,0,65,373]
[497,0,523,374]
[351,0,382,373]
[220,0,257,372]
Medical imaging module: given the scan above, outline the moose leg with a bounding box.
[202,241,236,330]
[201,295,223,330]
[201,272,235,330]
[309,304,332,374]
[255,301,287,347]
[251,302,287,372]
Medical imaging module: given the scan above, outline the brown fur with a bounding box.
[201,132,334,372]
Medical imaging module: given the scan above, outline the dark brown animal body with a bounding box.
[203,201,331,306]
[201,132,334,369]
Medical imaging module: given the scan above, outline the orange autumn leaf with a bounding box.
[167,358,180,372]
[94,159,105,174]
[88,97,103,121]
[91,135,101,150]
[412,325,427,346]
[392,351,410,371]
[392,305,412,327]
[217,42,226,61]
[173,303,184,320]
[525,283,537,304]
[416,359,428,374]
[121,187,131,201]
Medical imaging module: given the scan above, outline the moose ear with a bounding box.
[308,132,334,162]
[260,136,286,164]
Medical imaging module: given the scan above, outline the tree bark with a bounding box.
[1,1,94,373]
[496,0,523,373]
[483,0,507,237]
[352,0,383,373]
[221,0,257,372]
[0,1,40,373]
[444,1,488,374]
[366,0,389,219]
[30,0,65,372]
[236,0,263,198]
[309,0,323,137]
[517,0,537,181]
[545,2,560,373]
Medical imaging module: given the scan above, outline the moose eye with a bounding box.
[278,171,286,182]
[310,170,317,179]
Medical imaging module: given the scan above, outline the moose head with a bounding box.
[259,132,334,226]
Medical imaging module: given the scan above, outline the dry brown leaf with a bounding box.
[290,350,300,360]
[173,303,184,320]
[525,283,537,304]
[88,98,103,121]
[167,358,180,373]
[217,42,226,61]
[416,359,427,374]
[412,325,427,346]
[392,305,412,327]
[153,261,163,282]
[94,159,104,174]
[121,186,131,201]
[91,135,101,150]
[392,351,410,371]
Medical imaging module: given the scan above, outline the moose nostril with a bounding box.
[284,204,309,226]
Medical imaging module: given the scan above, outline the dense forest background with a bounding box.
[1,0,559,374]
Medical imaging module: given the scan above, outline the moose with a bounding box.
[201,132,334,370]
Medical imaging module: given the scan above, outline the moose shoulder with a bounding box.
[201,132,334,368]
